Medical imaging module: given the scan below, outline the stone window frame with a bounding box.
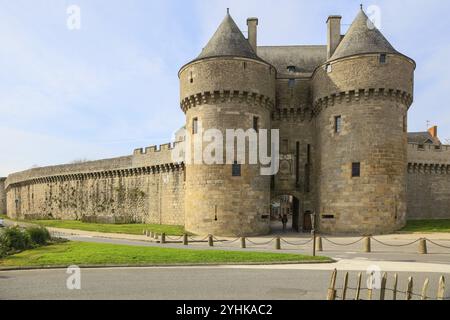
[192,117,199,134]
[288,79,296,88]
[334,115,342,134]
[379,53,387,64]
[232,161,241,177]
[253,116,259,133]
[351,162,361,178]
[325,63,332,73]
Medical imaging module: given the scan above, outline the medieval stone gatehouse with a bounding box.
[2,9,449,236]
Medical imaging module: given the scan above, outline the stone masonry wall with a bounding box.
[0,178,6,215]
[407,144,450,219]
[6,149,185,226]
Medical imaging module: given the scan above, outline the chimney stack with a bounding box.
[247,18,258,53]
[327,15,342,59]
[428,126,438,138]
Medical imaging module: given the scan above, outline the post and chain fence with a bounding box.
[140,228,450,255]
[327,269,449,301]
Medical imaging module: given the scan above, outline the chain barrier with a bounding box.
[166,235,183,241]
[155,233,450,252]
[371,237,421,247]
[188,235,209,242]
[281,238,313,246]
[246,238,276,246]
[322,237,365,246]
[425,238,450,249]
[212,237,241,246]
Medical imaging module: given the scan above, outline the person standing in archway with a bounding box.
[282,214,288,233]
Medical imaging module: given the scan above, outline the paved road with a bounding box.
[1,266,449,300]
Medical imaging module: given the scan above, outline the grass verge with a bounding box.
[402,219,450,233]
[0,241,331,267]
[2,216,186,236]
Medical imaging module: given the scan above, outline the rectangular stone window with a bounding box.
[288,79,295,88]
[282,139,289,153]
[253,116,259,132]
[287,65,296,73]
[192,117,198,134]
[322,215,335,220]
[232,161,241,177]
[326,63,332,73]
[380,54,387,64]
[334,116,342,133]
[352,162,361,178]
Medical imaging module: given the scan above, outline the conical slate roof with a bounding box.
[196,13,258,61]
[330,9,398,61]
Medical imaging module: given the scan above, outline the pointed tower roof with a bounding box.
[195,13,259,61]
[330,9,398,61]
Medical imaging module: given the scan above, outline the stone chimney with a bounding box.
[428,125,438,138]
[327,15,342,59]
[247,17,258,53]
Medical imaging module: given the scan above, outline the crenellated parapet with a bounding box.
[132,141,184,168]
[180,90,274,113]
[271,107,311,122]
[407,143,450,166]
[312,88,413,116]
[6,162,185,192]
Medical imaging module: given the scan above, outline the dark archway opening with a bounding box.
[270,195,300,234]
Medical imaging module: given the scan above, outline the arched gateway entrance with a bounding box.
[270,194,300,233]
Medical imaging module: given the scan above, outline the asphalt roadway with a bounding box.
[1,266,449,300]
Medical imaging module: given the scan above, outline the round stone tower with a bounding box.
[179,13,276,236]
[312,9,415,234]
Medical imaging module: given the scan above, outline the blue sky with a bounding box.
[1,0,449,176]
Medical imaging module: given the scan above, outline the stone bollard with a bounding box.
[419,238,428,254]
[150,231,154,238]
[161,233,166,244]
[143,229,146,235]
[154,233,159,240]
[315,236,323,252]
[208,235,214,247]
[275,237,281,250]
[241,237,246,249]
[363,237,371,253]
[145,230,149,237]
[183,234,189,246]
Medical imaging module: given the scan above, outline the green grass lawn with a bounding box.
[402,219,450,233]
[1,215,186,236]
[0,241,330,267]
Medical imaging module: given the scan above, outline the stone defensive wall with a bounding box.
[0,177,6,215]
[5,143,185,225]
[407,143,450,220]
